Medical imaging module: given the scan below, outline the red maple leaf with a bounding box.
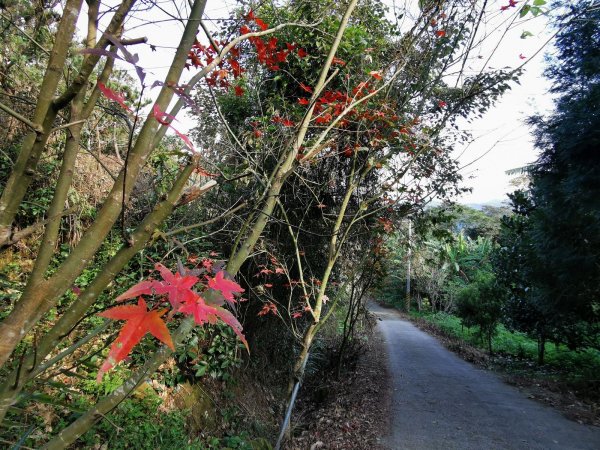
[297,48,307,58]
[369,70,383,80]
[208,271,244,305]
[116,264,199,311]
[519,53,527,60]
[255,268,274,276]
[98,82,131,112]
[315,113,332,124]
[152,263,199,310]
[258,302,278,316]
[254,17,269,31]
[298,98,310,105]
[332,57,346,66]
[229,59,243,77]
[436,30,446,38]
[234,85,245,97]
[115,279,160,302]
[438,100,447,108]
[299,83,313,93]
[97,298,174,381]
[179,294,249,350]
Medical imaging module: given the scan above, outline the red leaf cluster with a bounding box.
[97,264,247,381]
[258,302,278,316]
[500,0,519,11]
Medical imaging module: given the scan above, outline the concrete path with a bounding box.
[371,303,600,450]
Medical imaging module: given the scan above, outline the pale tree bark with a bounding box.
[0,159,201,423]
[0,0,135,246]
[0,0,201,369]
[41,1,360,446]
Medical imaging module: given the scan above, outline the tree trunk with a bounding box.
[537,333,546,365]
[0,161,198,423]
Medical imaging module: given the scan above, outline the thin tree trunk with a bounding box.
[0,0,196,369]
[29,4,112,284]
[0,0,134,245]
[537,333,546,365]
[0,161,198,423]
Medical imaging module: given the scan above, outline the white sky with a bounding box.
[451,6,554,204]
[80,0,556,205]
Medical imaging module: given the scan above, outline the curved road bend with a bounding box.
[371,303,600,450]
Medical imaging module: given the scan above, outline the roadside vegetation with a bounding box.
[0,0,596,448]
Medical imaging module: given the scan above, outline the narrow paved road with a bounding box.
[371,303,600,450]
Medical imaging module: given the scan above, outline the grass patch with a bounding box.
[412,311,600,381]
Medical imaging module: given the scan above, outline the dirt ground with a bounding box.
[288,327,392,450]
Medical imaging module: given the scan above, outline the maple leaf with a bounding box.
[274,267,285,275]
[369,70,383,80]
[98,82,131,112]
[234,85,245,97]
[438,100,447,108]
[116,280,161,302]
[208,271,244,305]
[519,53,527,60]
[264,283,273,288]
[152,263,199,310]
[240,25,251,35]
[332,57,346,66]
[97,298,174,381]
[229,59,243,77]
[315,113,332,124]
[436,30,446,38]
[297,48,308,58]
[292,311,303,319]
[298,98,310,105]
[254,17,269,31]
[179,294,248,350]
[152,105,197,153]
[258,302,278,316]
[255,268,274,276]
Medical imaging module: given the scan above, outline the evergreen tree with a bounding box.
[527,0,600,345]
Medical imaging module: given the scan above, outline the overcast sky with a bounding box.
[84,0,556,205]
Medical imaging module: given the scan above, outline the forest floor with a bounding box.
[289,323,392,449]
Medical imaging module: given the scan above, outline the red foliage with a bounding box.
[98,82,131,112]
[258,302,278,316]
[97,298,173,381]
[97,265,248,381]
[208,271,245,305]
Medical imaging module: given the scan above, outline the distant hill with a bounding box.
[462,199,508,210]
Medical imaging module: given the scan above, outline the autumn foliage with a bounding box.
[98,263,246,381]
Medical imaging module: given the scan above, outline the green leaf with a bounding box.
[520,5,531,17]
[533,0,546,5]
[520,30,534,39]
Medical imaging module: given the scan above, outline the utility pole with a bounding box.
[405,219,411,312]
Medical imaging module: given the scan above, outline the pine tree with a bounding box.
[527,0,600,345]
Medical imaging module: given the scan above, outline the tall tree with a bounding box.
[527,0,600,341]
